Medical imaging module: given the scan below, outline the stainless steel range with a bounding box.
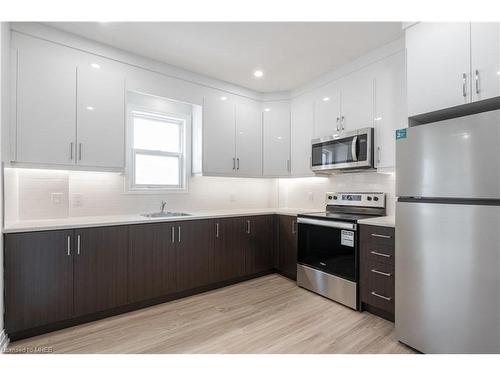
[297,192,386,309]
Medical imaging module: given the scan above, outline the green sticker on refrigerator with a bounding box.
[396,128,407,140]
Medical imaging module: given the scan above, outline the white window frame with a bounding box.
[126,106,189,192]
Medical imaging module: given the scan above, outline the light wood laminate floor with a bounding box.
[8,274,415,354]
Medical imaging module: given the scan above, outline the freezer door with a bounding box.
[396,109,500,199]
[396,201,500,353]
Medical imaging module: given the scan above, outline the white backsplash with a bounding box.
[4,168,278,221]
[277,171,396,216]
[4,168,396,221]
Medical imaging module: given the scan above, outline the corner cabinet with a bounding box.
[263,101,291,177]
[406,22,500,117]
[13,47,125,169]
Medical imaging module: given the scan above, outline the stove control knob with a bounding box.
[333,196,338,200]
[328,195,333,200]
[367,196,372,201]
[374,196,379,201]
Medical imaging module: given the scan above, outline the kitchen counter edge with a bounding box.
[3,208,314,234]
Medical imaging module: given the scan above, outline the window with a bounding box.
[129,110,186,190]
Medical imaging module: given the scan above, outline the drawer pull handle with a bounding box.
[370,251,391,258]
[371,291,392,301]
[371,269,392,277]
[371,233,392,239]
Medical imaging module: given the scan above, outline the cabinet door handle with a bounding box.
[371,233,392,239]
[178,226,181,243]
[232,157,236,170]
[77,234,81,255]
[70,142,74,160]
[475,69,480,94]
[336,117,340,131]
[216,223,219,238]
[78,143,82,161]
[462,73,467,98]
[341,115,345,130]
[247,220,251,234]
[237,158,240,170]
[371,269,392,277]
[291,220,296,234]
[171,226,175,243]
[67,235,71,256]
[377,146,381,164]
[371,291,392,301]
[370,250,392,258]
[287,159,290,172]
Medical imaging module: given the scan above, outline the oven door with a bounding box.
[311,127,373,171]
[297,217,358,282]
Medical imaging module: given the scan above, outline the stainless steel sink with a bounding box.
[141,211,191,218]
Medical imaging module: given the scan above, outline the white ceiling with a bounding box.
[45,22,403,93]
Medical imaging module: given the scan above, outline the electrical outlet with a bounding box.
[51,193,63,205]
[308,192,314,201]
[72,193,83,207]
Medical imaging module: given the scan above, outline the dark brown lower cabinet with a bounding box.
[74,226,128,316]
[128,222,177,303]
[176,220,213,291]
[278,215,298,280]
[4,215,276,339]
[245,215,274,274]
[5,230,75,334]
[359,224,395,321]
[212,218,239,283]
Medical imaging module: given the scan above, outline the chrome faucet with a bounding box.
[160,200,167,213]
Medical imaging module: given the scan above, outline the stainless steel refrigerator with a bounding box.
[395,109,500,354]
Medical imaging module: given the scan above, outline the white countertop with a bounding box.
[3,208,316,233]
[357,215,395,228]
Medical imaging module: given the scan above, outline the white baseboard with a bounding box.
[0,329,9,354]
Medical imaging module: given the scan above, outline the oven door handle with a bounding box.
[351,136,358,162]
[297,217,357,230]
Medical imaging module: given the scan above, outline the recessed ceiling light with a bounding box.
[322,97,330,102]
[90,63,101,69]
[264,108,271,112]
[86,106,95,111]
[374,117,382,121]
[220,96,227,101]
[253,70,264,78]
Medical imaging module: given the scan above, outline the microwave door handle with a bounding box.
[351,136,358,161]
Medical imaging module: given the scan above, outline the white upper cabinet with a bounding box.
[16,49,77,165]
[313,69,374,138]
[290,98,314,176]
[202,93,236,175]
[373,51,407,169]
[235,99,262,176]
[338,68,374,131]
[77,61,125,168]
[406,23,471,116]
[471,23,500,102]
[313,83,341,138]
[263,101,291,177]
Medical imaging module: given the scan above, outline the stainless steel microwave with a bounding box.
[311,127,374,172]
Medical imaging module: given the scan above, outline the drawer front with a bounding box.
[361,259,395,313]
[360,225,395,265]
